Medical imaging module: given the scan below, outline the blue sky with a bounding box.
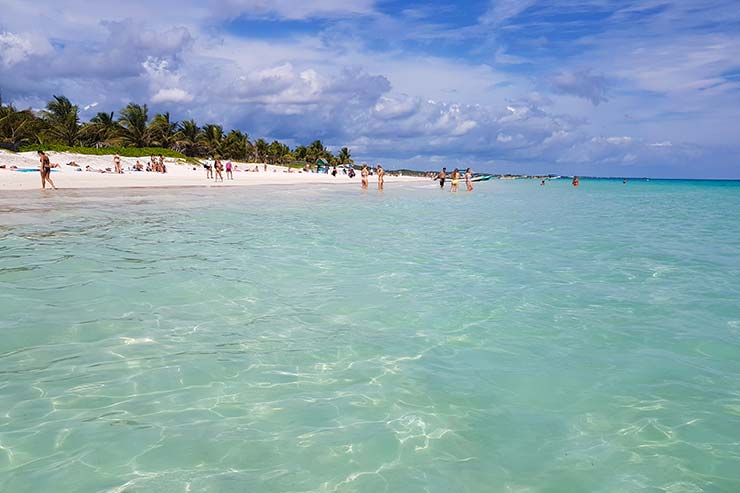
[1,0,739,177]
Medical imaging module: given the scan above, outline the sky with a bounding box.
[1,0,739,177]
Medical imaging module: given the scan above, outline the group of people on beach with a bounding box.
[434,167,474,192]
[129,155,167,174]
[203,158,238,182]
[31,150,477,193]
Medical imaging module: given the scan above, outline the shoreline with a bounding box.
[0,150,427,191]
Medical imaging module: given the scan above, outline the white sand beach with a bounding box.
[0,150,426,190]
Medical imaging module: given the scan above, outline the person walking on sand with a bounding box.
[214,159,224,182]
[450,168,460,192]
[377,165,385,190]
[37,150,57,190]
[113,153,122,174]
[465,168,474,191]
[204,158,213,179]
[361,164,369,189]
[434,167,446,188]
[225,160,233,180]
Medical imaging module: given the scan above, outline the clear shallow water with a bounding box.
[1,179,740,492]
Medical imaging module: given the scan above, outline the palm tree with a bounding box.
[148,112,179,149]
[80,111,120,147]
[220,130,249,160]
[43,95,80,146]
[199,123,224,156]
[118,103,150,147]
[268,140,291,164]
[338,147,352,164]
[0,100,40,149]
[306,139,329,166]
[174,119,201,156]
[254,138,268,162]
[293,145,307,162]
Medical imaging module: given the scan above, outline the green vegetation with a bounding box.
[1,95,355,166]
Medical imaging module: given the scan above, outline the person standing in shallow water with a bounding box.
[37,150,57,190]
[435,167,446,188]
[361,164,369,189]
[377,165,385,190]
[465,168,474,191]
[450,168,460,192]
[572,176,579,187]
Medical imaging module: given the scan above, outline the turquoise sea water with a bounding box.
[1,179,740,492]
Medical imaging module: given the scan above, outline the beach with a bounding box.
[0,150,425,190]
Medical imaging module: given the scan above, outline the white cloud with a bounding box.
[0,31,52,67]
[212,0,376,20]
[480,0,535,26]
[551,70,609,105]
[0,0,738,177]
[152,88,193,103]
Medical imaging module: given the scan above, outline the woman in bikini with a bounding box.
[113,153,122,174]
[465,167,474,191]
[450,168,460,192]
[214,159,224,182]
[361,164,369,189]
[37,151,57,190]
[377,165,385,190]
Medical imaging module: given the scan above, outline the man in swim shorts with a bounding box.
[435,167,446,188]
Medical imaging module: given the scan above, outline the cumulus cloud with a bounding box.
[0,31,52,67]
[152,88,193,103]
[0,0,737,177]
[551,70,610,105]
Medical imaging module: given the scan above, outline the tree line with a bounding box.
[0,95,353,165]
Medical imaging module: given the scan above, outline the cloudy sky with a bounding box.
[1,0,739,177]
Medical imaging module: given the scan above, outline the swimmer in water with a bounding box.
[572,176,579,187]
